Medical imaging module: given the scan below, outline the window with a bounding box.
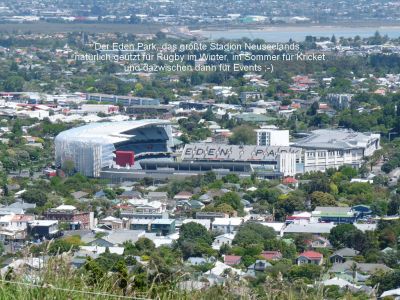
[307,152,315,158]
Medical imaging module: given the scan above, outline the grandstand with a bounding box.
[55,120,173,177]
[177,143,302,177]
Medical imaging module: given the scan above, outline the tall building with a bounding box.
[256,126,290,147]
[326,94,353,109]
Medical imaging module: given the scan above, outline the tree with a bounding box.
[232,223,275,248]
[203,171,217,185]
[387,196,400,215]
[229,125,256,145]
[178,222,212,245]
[48,238,79,255]
[329,224,368,251]
[4,76,25,92]
[114,260,129,295]
[309,191,336,209]
[339,166,358,179]
[288,264,322,281]
[62,160,75,176]
[84,258,105,285]
[350,262,360,282]
[222,173,240,184]
[214,191,243,213]
[177,222,214,259]
[135,237,155,253]
[294,233,313,252]
[307,101,319,116]
[369,270,400,294]
[21,189,48,206]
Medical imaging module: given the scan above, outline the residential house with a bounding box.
[7,202,36,210]
[330,248,360,264]
[0,207,25,217]
[283,221,335,236]
[212,218,243,234]
[98,216,124,230]
[240,91,263,102]
[0,214,34,241]
[196,212,229,221]
[224,255,242,266]
[247,260,272,274]
[309,236,331,249]
[285,211,311,224]
[296,251,323,265]
[89,230,145,247]
[150,219,176,236]
[71,191,88,200]
[260,251,282,261]
[204,261,245,277]
[119,190,142,200]
[329,260,391,283]
[130,219,152,231]
[147,192,168,203]
[135,201,166,214]
[44,205,92,229]
[173,191,193,201]
[212,233,235,250]
[282,177,299,188]
[120,210,166,220]
[28,220,60,239]
[187,257,215,266]
[176,200,205,211]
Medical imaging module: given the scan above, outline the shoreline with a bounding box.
[0,21,399,34]
[192,20,400,30]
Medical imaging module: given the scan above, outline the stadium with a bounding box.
[55,120,304,181]
[55,120,173,177]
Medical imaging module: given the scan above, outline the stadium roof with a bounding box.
[55,120,170,145]
[293,129,380,150]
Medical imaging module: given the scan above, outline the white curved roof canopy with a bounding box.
[55,119,171,145]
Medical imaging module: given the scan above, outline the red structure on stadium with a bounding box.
[115,151,135,167]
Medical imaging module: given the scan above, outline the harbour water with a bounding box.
[199,26,400,42]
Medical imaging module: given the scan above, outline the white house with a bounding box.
[212,233,236,250]
[212,218,243,234]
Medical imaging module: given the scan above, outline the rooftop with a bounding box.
[55,120,171,145]
[312,206,355,217]
[298,250,323,259]
[293,129,380,150]
[213,217,243,226]
[284,222,335,234]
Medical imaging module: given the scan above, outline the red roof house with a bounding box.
[297,251,323,265]
[224,255,242,266]
[282,177,299,188]
[260,251,283,261]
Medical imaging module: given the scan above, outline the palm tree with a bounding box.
[350,262,360,282]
